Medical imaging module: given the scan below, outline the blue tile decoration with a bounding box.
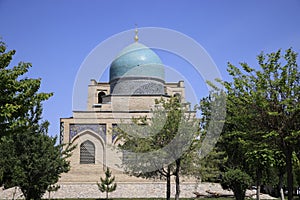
[60,122,64,146]
[69,124,106,142]
[112,124,118,143]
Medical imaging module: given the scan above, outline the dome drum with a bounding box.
[110,77,164,95]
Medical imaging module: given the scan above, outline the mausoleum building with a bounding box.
[59,34,186,183]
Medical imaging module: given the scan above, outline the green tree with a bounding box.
[195,90,227,183]
[0,41,50,138]
[221,127,276,200]
[245,148,275,200]
[97,168,117,200]
[0,39,52,185]
[219,106,282,200]
[116,96,199,200]
[0,107,74,200]
[221,168,252,200]
[220,48,300,200]
[193,149,225,182]
[0,40,74,199]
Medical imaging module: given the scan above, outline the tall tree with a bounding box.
[220,48,300,200]
[191,148,225,182]
[245,147,275,200]
[0,41,50,138]
[221,123,277,200]
[116,96,199,200]
[0,40,74,199]
[0,120,74,200]
[0,40,52,186]
[195,89,227,183]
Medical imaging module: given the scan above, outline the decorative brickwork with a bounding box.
[110,78,164,95]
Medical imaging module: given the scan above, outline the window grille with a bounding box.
[80,140,95,164]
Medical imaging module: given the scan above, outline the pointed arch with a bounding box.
[72,130,105,166]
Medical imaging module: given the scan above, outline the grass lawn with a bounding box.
[59,198,234,200]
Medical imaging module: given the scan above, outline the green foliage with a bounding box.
[116,96,199,200]
[221,169,252,200]
[118,96,199,174]
[217,48,300,200]
[196,90,227,182]
[194,149,225,182]
[0,41,52,137]
[0,40,75,200]
[97,168,117,200]
[0,110,74,200]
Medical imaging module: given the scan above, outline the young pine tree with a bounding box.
[97,168,117,199]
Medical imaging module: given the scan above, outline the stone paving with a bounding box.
[0,182,277,199]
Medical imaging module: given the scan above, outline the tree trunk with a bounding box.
[106,191,108,200]
[280,188,285,200]
[256,170,261,200]
[175,158,181,200]
[257,185,261,200]
[166,166,171,200]
[286,147,294,200]
[278,171,285,200]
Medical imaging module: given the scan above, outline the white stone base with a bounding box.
[0,182,277,199]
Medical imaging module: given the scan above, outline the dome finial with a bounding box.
[134,24,139,42]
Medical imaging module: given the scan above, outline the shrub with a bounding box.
[221,169,252,200]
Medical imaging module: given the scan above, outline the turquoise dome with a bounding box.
[109,42,165,82]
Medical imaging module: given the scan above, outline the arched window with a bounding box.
[174,93,181,98]
[98,92,106,104]
[80,140,95,164]
[173,93,181,102]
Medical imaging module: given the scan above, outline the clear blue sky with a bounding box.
[1,0,299,137]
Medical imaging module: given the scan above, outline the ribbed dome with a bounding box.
[109,42,165,82]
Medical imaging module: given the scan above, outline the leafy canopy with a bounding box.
[0,40,74,200]
[218,48,300,200]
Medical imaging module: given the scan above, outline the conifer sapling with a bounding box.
[97,168,117,199]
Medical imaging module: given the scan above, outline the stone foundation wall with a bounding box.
[0,182,276,199]
[0,182,206,199]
